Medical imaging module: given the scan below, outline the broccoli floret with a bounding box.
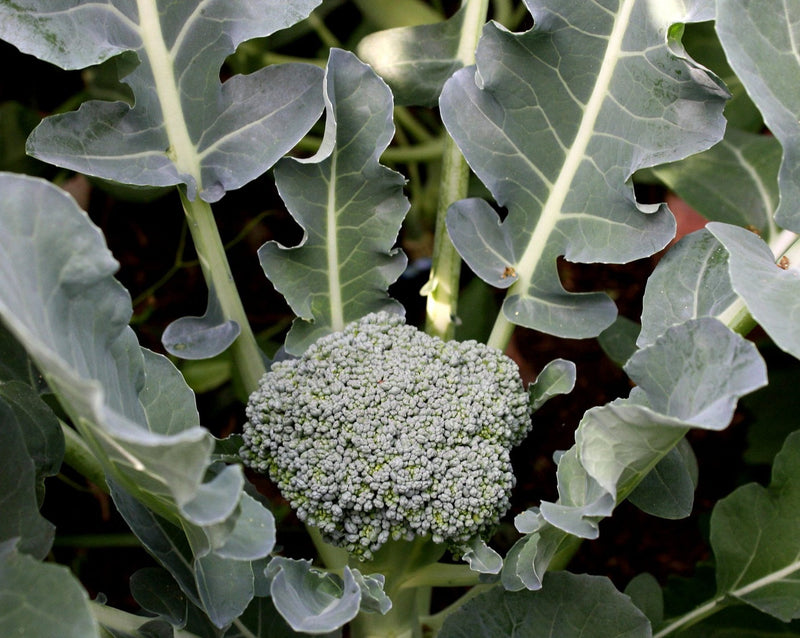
[240,311,532,560]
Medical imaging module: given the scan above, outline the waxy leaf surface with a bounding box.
[440,572,650,638]
[712,431,800,621]
[0,174,273,627]
[261,49,408,353]
[441,0,727,338]
[716,0,800,232]
[0,0,324,202]
[708,222,800,359]
[0,539,100,638]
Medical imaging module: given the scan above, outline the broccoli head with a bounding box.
[240,311,532,560]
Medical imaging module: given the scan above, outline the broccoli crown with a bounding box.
[240,312,532,560]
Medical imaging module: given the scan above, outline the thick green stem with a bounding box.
[350,586,422,638]
[179,192,266,393]
[61,420,108,492]
[424,0,490,340]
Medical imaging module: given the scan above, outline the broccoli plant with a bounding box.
[1,1,800,637]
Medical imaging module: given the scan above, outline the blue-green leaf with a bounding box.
[707,222,800,360]
[652,128,781,239]
[712,431,800,621]
[0,173,274,627]
[628,440,698,520]
[716,0,800,232]
[267,558,362,634]
[0,0,324,202]
[260,49,408,354]
[0,539,100,638]
[638,229,736,348]
[357,5,466,107]
[440,572,651,638]
[529,359,576,411]
[442,0,727,338]
[0,400,55,560]
[161,288,240,360]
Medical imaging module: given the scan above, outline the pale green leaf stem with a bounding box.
[179,193,266,393]
[424,0,490,341]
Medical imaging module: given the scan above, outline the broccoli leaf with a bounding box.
[627,439,698,520]
[260,49,409,354]
[267,557,362,633]
[638,229,737,348]
[707,222,800,360]
[507,317,767,589]
[711,430,800,622]
[0,0,324,203]
[441,0,727,338]
[652,128,781,240]
[716,0,800,232]
[528,358,576,411]
[0,173,273,627]
[357,5,466,107]
[0,399,56,560]
[439,572,650,638]
[0,539,100,638]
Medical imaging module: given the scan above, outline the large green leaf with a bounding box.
[0,539,100,638]
[651,128,781,239]
[0,0,324,202]
[711,430,800,622]
[707,222,800,360]
[357,5,466,107]
[439,573,650,638]
[441,0,727,339]
[0,173,273,627]
[716,0,800,232]
[259,49,409,354]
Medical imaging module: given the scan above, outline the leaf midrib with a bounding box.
[135,0,202,189]
[510,0,636,290]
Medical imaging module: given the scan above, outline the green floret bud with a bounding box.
[240,311,532,560]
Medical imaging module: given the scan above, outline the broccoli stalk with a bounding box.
[241,311,533,634]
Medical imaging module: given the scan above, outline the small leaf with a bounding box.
[0,539,100,638]
[442,0,727,338]
[357,5,466,107]
[446,198,518,289]
[638,229,736,349]
[439,572,651,638]
[462,537,503,575]
[707,222,800,359]
[628,440,698,520]
[162,288,240,360]
[267,557,361,634]
[260,49,408,354]
[716,0,800,232]
[352,0,441,29]
[351,570,392,615]
[529,359,576,411]
[712,430,800,622]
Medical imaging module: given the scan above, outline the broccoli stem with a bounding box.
[424,0,490,341]
[350,585,423,638]
[351,537,446,637]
